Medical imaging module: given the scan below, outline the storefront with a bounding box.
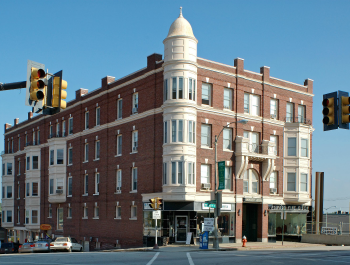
[268,205,310,242]
[143,201,236,245]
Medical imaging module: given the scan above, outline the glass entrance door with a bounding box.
[175,216,187,242]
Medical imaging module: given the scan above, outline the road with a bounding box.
[1,246,350,265]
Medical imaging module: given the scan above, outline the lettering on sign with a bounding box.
[268,205,309,211]
[152,210,161,219]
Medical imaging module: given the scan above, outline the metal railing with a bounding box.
[305,221,350,235]
[283,117,312,125]
[247,144,268,154]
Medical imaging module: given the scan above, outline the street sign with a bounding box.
[204,203,216,208]
[218,161,225,190]
[203,218,215,232]
[152,210,161,219]
[205,200,216,204]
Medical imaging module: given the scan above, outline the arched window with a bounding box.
[243,169,260,194]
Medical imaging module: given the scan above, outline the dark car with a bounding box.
[0,242,20,254]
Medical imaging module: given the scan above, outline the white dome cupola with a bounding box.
[166,7,197,40]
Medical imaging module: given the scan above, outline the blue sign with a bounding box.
[199,231,209,249]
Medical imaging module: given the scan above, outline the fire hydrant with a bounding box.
[242,236,247,247]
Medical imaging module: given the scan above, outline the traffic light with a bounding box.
[52,76,67,109]
[339,91,350,130]
[156,198,163,210]
[30,67,46,101]
[149,198,156,209]
[322,92,338,131]
[25,60,46,113]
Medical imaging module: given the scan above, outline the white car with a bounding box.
[50,237,83,252]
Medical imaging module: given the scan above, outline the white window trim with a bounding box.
[131,131,138,153]
[94,173,100,195]
[96,107,101,126]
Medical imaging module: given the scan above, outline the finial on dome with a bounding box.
[179,7,183,17]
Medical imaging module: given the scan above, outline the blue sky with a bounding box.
[1,0,349,212]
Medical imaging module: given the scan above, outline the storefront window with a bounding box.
[275,213,307,235]
[268,213,277,236]
[196,212,235,237]
[143,211,161,237]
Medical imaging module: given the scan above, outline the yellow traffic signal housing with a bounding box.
[322,97,335,125]
[29,67,46,101]
[341,96,350,123]
[156,198,163,210]
[149,198,156,209]
[52,76,67,109]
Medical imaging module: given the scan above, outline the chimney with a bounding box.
[28,112,33,120]
[14,118,19,125]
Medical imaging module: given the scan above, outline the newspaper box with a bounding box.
[199,231,209,249]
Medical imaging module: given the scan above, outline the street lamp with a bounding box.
[213,119,248,250]
[324,206,336,228]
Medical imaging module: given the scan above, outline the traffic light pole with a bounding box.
[0,81,26,91]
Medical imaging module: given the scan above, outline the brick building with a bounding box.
[1,9,313,249]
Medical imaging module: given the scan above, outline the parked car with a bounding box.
[19,242,34,253]
[33,240,50,253]
[50,237,83,252]
[0,242,20,254]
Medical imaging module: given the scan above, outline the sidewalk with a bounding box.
[106,241,326,253]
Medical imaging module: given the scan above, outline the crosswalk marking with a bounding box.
[187,252,195,265]
[146,252,160,265]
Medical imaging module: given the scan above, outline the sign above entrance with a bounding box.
[40,224,52,230]
[243,198,262,203]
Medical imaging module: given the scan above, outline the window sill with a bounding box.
[130,190,137,193]
[67,217,72,219]
[200,189,212,192]
[93,193,99,196]
[116,117,122,121]
[82,217,88,219]
[47,217,52,219]
[17,223,20,225]
[223,149,233,153]
[67,195,72,198]
[201,146,213,150]
[201,104,213,107]
[17,198,20,200]
[95,125,100,128]
[115,154,122,157]
[130,151,138,154]
[129,217,137,220]
[223,108,233,111]
[67,164,73,166]
[83,161,89,163]
[114,191,121,194]
[82,194,88,197]
[93,217,99,220]
[114,217,121,220]
[93,158,100,161]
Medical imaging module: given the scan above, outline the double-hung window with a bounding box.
[188,162,195,185]
[95,140,100,160]
[223,128,232,150]
[68,117,73,134]
[62,121,66,137]
[132,93,138,114]
[37,130,40,144]
[57,149,64,164]
[188,78,196,101]
[298,105,306,123]
[132,131,138,152]
[172,78,177,99]
[164,121,168,144]
[26,183,30,197]
[202,83,212,105]
[68,148,73,165]
[84,144,89,162]
[178,77,183,99]
[178,120,183,142]
[270,99,278,119]
[164,80,168,101]
[32,156,39,169]
[301,138,308,157]
[287,138,296,156]
[84,175,88,195]
[132,167,137,191]
[49,179,54,195]
[7,186,12,198]
[270,171,277,190]
[163,163,167,185]
[171,162,183,184]
[96,107,100,126]
[201,164,210,184]
[300,173,308,192]
[286,102,294,122]
[244,169,259,194]
[188,121,195,144]
[172,121,177,142]
[7,163,12,175]
[56,123,60,137]
[117,99,123,119]
[26,157,30,171]
[85,111,89,130]
[116,135,122,156]
[224,88,232,110]
[68,177,72,196]
[244,93,260,116]
[95,173,100,195]
[50,150,54,165]
[270,135,278,156]
[116,170,122,192]
[32,183,38,196]
[244,131,259,153]
[287,173,296,191]
[201,124,211,148]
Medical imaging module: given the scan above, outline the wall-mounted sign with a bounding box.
[243,198,262,203]
[268,205,309,211]
[40,224,52,230]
